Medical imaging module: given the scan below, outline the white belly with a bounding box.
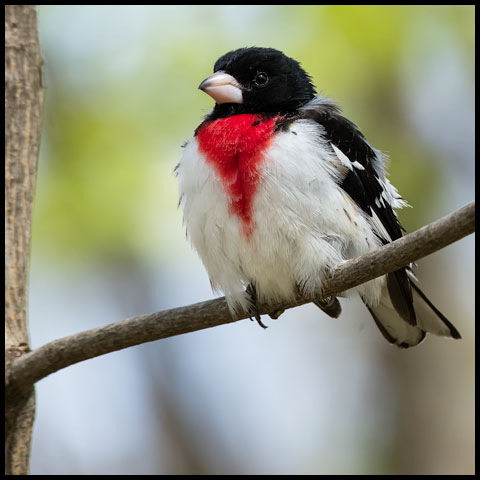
[177,119,385,313]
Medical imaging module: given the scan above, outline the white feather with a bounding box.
[177,119,388,314]
[368,283,426,347]
[351,160,365,171]
[331,143,352,170]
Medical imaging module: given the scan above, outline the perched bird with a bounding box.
[176,46,460,347]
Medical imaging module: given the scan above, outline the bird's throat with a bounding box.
[197,114,279,238]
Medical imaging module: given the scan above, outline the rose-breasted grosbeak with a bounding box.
[176,47,460,347]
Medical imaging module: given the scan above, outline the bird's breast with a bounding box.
[196,114,281,237]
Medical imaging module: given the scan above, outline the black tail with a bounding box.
[366,275,461,348]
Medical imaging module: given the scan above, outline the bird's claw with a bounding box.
[246,283,268,329]
[249,314,268,329]
[268,309,284,320]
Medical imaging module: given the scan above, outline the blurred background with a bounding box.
[30,5,474,475]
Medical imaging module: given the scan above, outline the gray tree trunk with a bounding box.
[5,5,44,475]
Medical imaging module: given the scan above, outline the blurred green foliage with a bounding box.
[29,7,474,476]
[33,5,474,263]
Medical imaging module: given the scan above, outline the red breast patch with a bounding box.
[197,114,279,238]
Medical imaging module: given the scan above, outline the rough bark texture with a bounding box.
[5,5,44,475]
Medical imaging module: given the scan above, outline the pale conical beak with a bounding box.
[198,71,244,104]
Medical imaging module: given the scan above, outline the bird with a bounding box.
[176,46,461,347]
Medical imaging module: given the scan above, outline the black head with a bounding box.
[199,47,316,119]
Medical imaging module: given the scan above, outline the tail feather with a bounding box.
[366,300,426,348]
[386,270,416,326]
[365,279,460,348]
[410,282,461,339]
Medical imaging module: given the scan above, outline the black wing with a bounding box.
[300,100,416,326]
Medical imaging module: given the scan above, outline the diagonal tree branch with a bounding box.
[6,201,475,393]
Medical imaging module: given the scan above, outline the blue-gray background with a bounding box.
[30,5,474,475]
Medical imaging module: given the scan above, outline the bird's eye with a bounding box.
[253,72,269,87]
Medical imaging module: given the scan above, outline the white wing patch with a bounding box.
[351,160,365,170]
[331,143,366,174]
[331,143,353,170]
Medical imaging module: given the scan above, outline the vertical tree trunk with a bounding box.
[5,5,44,475]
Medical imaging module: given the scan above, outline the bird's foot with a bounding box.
[313,296,342,319]
[249,313,268,329]
[268,309,284,320]
[246,284,268,329]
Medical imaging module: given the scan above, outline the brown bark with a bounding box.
[5,5,44,475]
